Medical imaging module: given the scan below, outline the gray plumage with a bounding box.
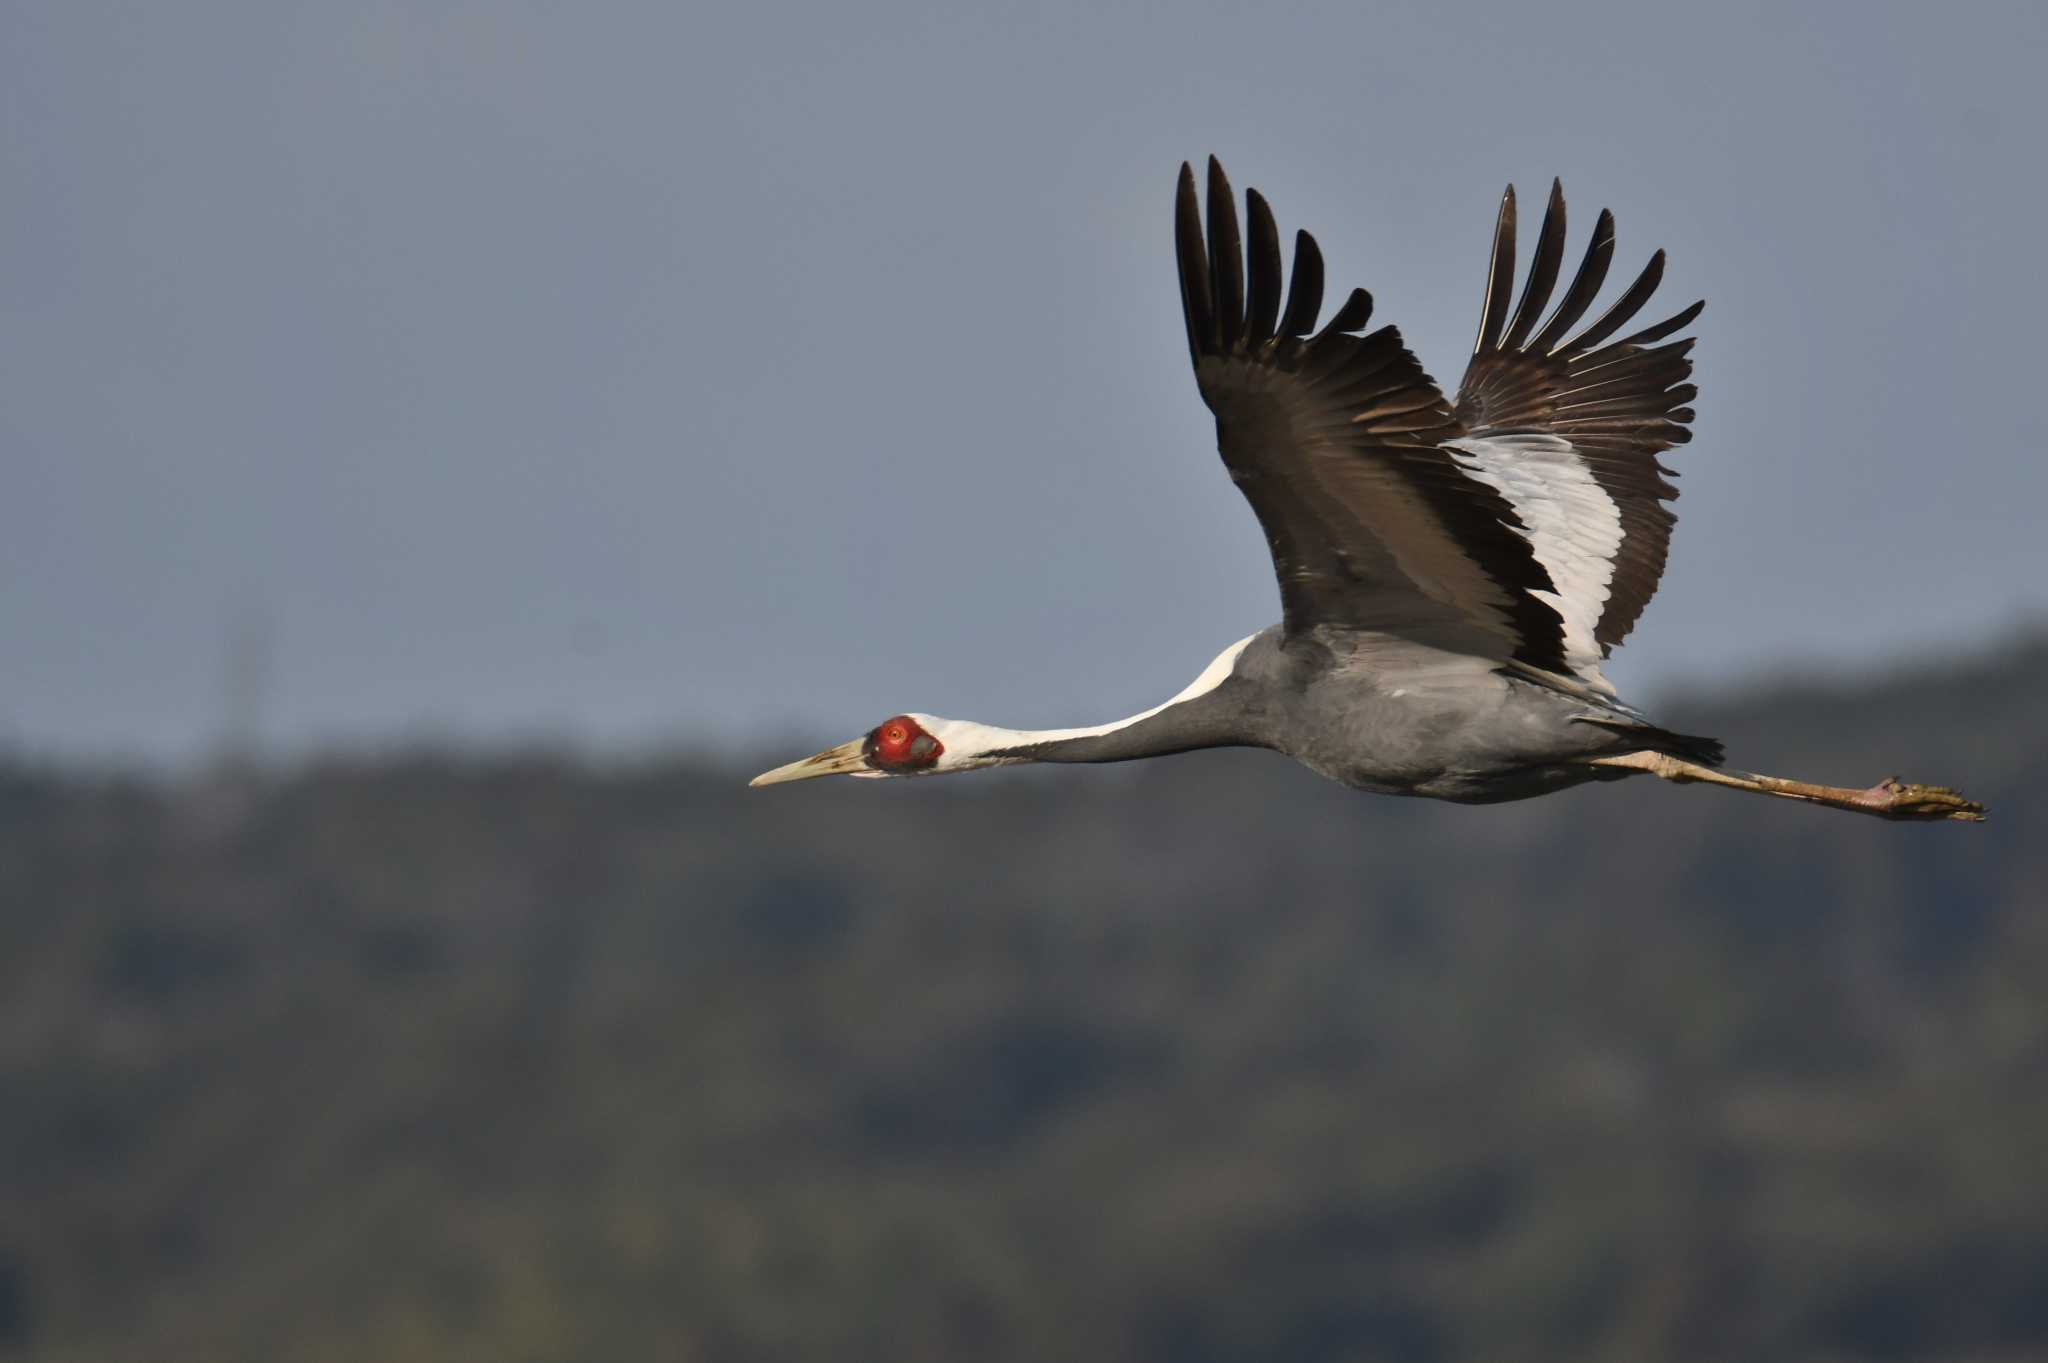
[1007,627,1671,804]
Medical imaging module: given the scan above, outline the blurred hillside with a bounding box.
[2,637,2044,1363]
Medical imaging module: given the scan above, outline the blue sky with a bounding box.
[4,0,2044,761]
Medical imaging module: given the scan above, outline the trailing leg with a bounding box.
[1588,750,1985,822]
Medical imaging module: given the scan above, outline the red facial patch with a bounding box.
[868,714,943,772]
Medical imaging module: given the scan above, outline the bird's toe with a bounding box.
[1864,778,1987,822]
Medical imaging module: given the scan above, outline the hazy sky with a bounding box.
[5,0,2044,762]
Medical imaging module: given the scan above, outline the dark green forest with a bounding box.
[3,638,2044,1363]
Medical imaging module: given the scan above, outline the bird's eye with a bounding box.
[885,725,907,744]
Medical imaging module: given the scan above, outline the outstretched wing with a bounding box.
[1451,180,1702,688]
[1177,158,1570,674]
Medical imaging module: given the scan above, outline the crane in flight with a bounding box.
[753,159,1982,822]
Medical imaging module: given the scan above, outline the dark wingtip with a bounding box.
[1501,178,1567,352]
[1206,156,1245,352]
[1311,286,1374,343]
[1475,184,1518,355]
[1567,246,1668,354]
[1617,296,1705,348]
[1206,155,1234,203]
[1175,158,1215,366]
[1277,228,1325,338]
[1244,186,1284,348]
[1528,205,1617,355]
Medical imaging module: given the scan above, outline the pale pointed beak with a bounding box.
[748,737,872,787]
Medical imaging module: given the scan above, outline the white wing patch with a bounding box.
[1449,433,1622,692]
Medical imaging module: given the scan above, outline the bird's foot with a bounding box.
[1852,777,1986,822]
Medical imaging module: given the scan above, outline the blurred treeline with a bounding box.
[2,638,2044,1363]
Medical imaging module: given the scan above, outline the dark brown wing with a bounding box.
[1177,158,1568,672]
[1454,180,1703,656]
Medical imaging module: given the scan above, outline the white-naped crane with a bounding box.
[754,159,1984,822]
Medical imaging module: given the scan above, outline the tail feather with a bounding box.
[1576,716,1725,767]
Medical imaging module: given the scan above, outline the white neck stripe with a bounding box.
[912,633,1256,766]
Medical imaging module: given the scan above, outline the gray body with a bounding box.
[1023,626,1637,803]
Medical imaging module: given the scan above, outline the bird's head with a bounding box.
[749,713,1011,786]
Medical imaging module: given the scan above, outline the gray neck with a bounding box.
[992,681,1263,765]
